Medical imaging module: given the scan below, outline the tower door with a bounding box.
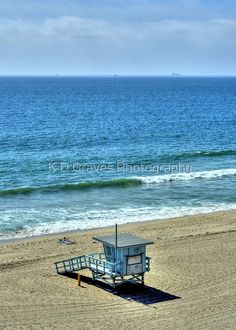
[126,254,143,275]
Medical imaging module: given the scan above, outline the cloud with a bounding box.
[0,15,236,74]
[1,0,236,22]
[1,16,236,42]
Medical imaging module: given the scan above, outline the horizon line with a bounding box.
[0,74,236,78]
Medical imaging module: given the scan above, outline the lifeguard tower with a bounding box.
[55,226,154,288]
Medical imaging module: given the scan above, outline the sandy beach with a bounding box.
[0,210,236,330]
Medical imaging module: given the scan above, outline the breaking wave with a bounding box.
[134,168,236,184]
[1,168,236,197]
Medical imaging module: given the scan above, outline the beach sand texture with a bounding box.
[0,210,236,330]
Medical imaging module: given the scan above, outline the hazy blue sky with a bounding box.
[1,0,236,75]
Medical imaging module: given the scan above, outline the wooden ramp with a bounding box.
[55,255,89,274]
[55,253,116,276]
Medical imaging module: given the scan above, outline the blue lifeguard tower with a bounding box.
[55,226,154,288]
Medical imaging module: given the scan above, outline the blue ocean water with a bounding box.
[0,77,236,239]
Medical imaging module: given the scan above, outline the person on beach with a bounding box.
[58,237,76,245]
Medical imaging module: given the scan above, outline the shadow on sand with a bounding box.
[61,272,180,305]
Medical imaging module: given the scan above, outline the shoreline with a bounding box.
[1,208,236,245]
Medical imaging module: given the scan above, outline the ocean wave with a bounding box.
[124,150,236,165]
[134,168,236,184]
[172,149,236,160]
[1,168,235,197]
[0,178,142,196]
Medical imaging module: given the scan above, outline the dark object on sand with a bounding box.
[58,237,76,245]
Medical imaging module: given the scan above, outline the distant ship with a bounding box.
[171,73,181,77]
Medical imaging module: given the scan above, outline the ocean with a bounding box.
[0,76,236,240]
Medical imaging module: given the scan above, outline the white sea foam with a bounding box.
[133,168,236,184]
[1,202,236,241]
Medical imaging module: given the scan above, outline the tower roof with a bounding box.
[93,233,154,248]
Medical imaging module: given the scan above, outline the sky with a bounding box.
[0,0,236,75]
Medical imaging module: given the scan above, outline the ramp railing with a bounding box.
[55,253,117,275]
